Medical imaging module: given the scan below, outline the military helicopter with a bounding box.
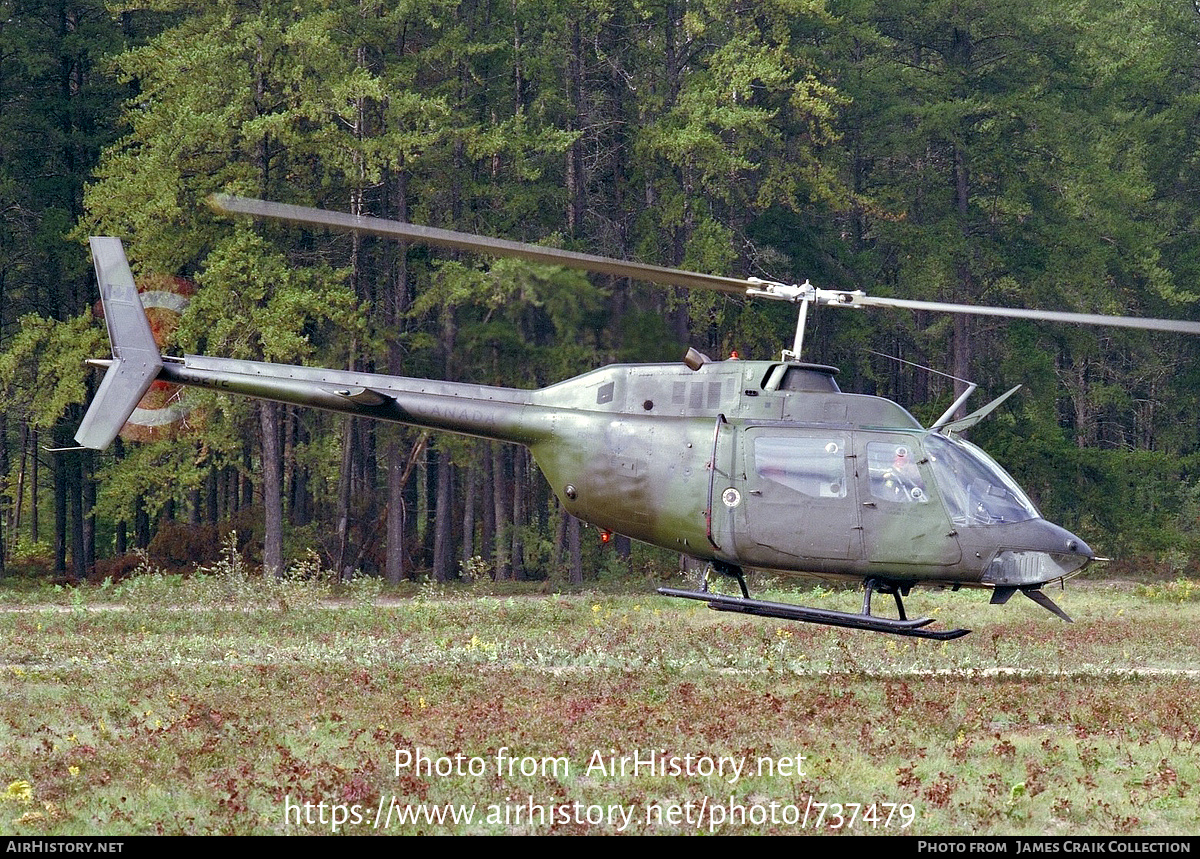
[76,197,1200,640]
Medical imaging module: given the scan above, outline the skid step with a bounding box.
[658,588,970,640]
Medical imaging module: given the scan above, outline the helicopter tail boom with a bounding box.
[75,238,165,450]
[156,354,550,445]
[76,237,555,449]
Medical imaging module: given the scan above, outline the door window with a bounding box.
[867,442,929,503]
[753,436,847,498]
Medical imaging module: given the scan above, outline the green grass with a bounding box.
[2,570,1200,835]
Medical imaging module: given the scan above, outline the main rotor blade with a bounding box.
[213,196,1200,335]
[854,294,1200,335]
[211,195,753,296]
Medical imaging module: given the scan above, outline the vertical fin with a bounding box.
[74,238,163,450]
[989,586,1018,605]
[1022,587,1074,623]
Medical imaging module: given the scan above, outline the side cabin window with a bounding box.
[753,436,847,498]
[867,442,928,503]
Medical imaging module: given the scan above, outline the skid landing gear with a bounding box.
[659,568,970,640]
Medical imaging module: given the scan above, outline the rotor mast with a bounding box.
[744,279,868,361]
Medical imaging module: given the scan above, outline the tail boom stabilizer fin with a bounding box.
[74,237,163,450]
[1022,586,1074,623]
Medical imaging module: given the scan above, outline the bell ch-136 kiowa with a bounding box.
[73,197,1200,640]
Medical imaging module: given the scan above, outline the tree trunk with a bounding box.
[492,443,510,580]
[69,450,85,580]
[12,422,27,551]
[952,142,973,412]
[335,416,355,579]
[481,443,496,566]
[188,485,201,525]
[135,499,150,549]
[0,413,6,578]
[433,451,454,582]
[259,401,284,579]
[416,444,429,552]
[569,514,582,585]
[565,17,584,235]
[30,428,38,544]
[511,447,525,579]
[82,449,95,575]
[241,442,253,510]
[385,165,410,584]
[462,460,477,566]
[206,467,218,525]
[615,533,631,567]
[385,439,407,584]
[53,442,66,574]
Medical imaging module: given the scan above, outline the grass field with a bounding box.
[3,561,1200,835]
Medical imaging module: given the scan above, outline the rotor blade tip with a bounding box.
[208,193,258,217]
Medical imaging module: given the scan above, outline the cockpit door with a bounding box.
[855,434,961,567]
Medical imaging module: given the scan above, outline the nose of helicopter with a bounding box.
[1063,532,1094,564]
[1051,520,1096,570]
[976,519,1095,588]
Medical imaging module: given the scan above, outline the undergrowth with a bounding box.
[1136,578,1200,603]
[106,533,339,611]
[3,585,1200,835]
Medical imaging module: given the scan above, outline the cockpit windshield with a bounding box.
[923,434,1040,526]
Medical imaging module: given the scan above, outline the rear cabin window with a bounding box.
[753,436,847,498]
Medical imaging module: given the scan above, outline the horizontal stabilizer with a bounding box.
[74,238,163,450]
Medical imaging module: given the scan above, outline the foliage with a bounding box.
[1,0,1199,581]
[0,315,104,429]
[1136,578,1200,604]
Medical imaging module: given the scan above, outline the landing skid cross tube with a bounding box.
[659,575,970,640]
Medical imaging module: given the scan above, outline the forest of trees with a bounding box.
[1,0,1199,583]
